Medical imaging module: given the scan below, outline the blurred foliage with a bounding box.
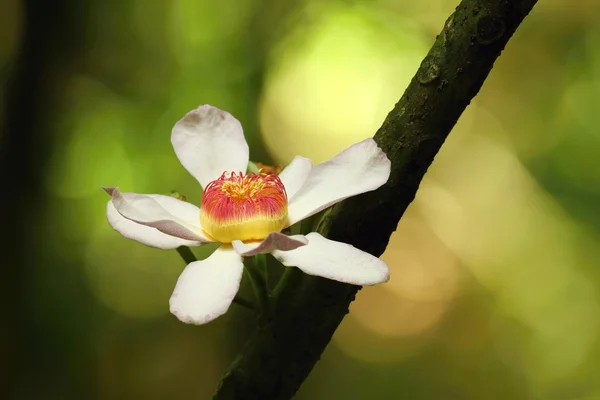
[2,0,600,399]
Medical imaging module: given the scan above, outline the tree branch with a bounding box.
[213,0,538,398]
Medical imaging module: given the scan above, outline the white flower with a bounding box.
[105,105,391,325]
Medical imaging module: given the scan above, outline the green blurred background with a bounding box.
[2,0,600,399]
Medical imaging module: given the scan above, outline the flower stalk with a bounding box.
[175,246,197,265]
[244,256,272,318]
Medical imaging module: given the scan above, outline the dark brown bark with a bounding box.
[213,0,538,398]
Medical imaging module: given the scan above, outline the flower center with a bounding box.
[200,171,288,243]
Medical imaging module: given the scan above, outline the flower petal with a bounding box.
[279,156,313,200]
[232,232,307,257]
[106,201,201,249]
[169,245,244,324]
[171,105,250,188]
[271,232,390,285]
[105,187,212,243]
[286,138,390,226]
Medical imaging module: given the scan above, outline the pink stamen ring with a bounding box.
[200,172,288,242]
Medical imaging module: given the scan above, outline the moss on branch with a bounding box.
[214,0,538,398]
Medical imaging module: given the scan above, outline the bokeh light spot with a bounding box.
[260,4,428,163]
[46,76,134,199]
